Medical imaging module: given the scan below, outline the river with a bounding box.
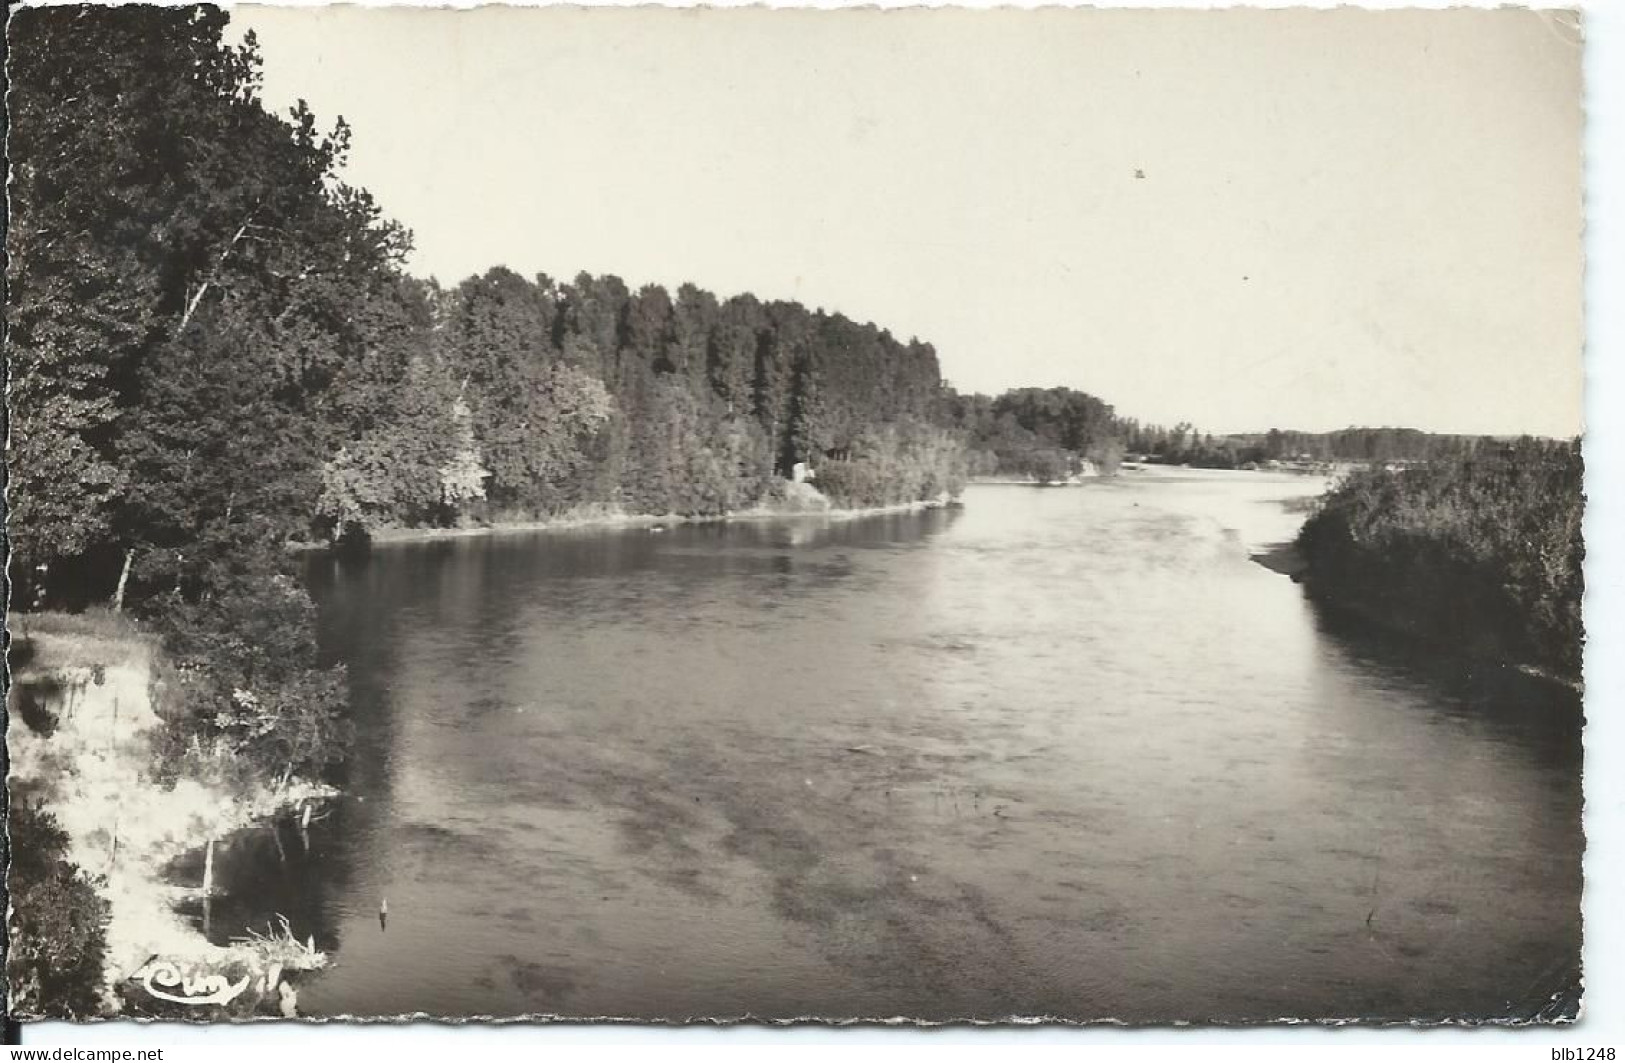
[197,469,1583,1022]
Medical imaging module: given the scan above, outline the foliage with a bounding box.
[1016,448,1076,485]
[147,572,353,783]
[115,307,327,595]
[617,378,771,517]
[418,270,961,521]
[1296,438,1585,680]
[5,796,112,1018]
[316,358,463,536]
[438,396,491,512]
[945,387,1122,480]
[1113,423,1502,470]
[7,4,409,605]
[813,422,968,508]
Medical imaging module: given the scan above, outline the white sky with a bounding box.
[234,5,1584,437]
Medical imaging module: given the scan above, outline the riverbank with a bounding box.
[6,610,334,1018]
[290,484,958,552]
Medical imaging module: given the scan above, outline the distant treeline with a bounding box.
[1120,425,1506,470]
[943,389,1246,480]
[939,390,1509,480]
[1296,438,1584,682]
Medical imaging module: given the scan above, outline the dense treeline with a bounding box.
[319,267,966,536]
[1296,438,1585,682]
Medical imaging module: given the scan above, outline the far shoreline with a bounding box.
[287,495,960,553]
[292,467,1333,553]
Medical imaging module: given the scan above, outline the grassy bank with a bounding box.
[1293,440,1584,686]
[6,610,334,1018]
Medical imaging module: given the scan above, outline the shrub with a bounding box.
[147,573,352,787]
[5,796,111,1018]
[814,422,967,508]
[1296,439,1584,680]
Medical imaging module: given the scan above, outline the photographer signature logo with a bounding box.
[132,959,252,1007]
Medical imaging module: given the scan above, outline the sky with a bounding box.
[234,5,1584,437]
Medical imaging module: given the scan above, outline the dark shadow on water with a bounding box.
[166,810,350,954]
[1305,594,1582,760]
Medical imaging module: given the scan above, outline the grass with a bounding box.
[8,607,157,671]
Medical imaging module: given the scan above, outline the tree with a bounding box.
[155,572,353,783]
[754,302,810,471]
[479,361,614,514]
[1297,438,1584,680]
[559,272,631,383]
[316,359,460,537]
[672,282,719,388]
[1085,437,1125,475]
[439,395,491,512]
[710,295,763,415]
[117,305,327,598]
[3,231,138,574]
[786,356,830,469]
[8,5,412,603]
[625,284,675,373]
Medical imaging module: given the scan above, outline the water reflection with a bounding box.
[191,475,1587,1020]
[1308,600,1581,739]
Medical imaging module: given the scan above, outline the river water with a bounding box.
[203,470,1582,1021]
